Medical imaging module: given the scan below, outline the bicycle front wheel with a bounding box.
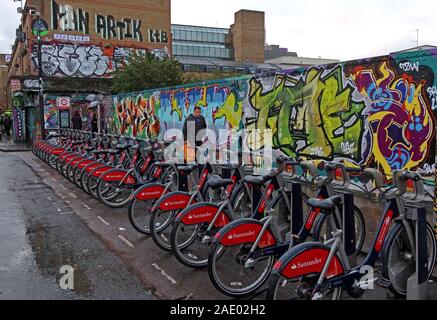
[383,222,436,296]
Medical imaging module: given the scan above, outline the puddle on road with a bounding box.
[23,217,94,297]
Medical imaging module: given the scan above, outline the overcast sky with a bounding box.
[1,0,436,61]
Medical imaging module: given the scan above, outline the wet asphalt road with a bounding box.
[0,151,436,300]
[0,152,154,300]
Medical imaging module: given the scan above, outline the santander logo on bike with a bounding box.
[164,200,187,207]
[141,190,162,197]
[227,230,256,240]
[188,212,213,220]
[290,257,323,270]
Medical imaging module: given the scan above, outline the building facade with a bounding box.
[172,10,280,75]
[0,54,12,113]
[8,0,171,142]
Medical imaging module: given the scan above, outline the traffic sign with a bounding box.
[32,18,49,37]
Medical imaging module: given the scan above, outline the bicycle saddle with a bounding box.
[207,177,234,190]
[115,144,130,150]
[243,175,272,186]
[155,161,171,168]
[108,149,121,155]
[177,164,198,172]
[307,195,342,211]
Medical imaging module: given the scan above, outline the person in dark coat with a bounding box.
[71,111,82,130]
[91,113,98,133]
[182,106,207,147]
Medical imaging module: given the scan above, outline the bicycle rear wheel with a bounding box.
[128,198,156,234]
[268,273,342,300]
[208,241,274,297]
[313,205,365,255]
[171,221,215,268]
[149,209,175,251]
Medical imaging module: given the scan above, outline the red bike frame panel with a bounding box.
[135,185,166,200]
[219,223,277,248]
[101,170,136,184]
[180,205,230,227]
[158,193,193,211]
[276,248,344,280]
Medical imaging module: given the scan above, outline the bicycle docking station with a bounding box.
[406,206,429,300]
[342,192,357,266]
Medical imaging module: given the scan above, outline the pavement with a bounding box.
[0,151,436,300]
[0,136,32,152]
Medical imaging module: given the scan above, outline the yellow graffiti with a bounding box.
[213,92,243,129]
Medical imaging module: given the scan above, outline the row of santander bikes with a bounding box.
[33,129,436,300]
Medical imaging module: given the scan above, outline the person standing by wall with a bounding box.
[71,111,82,130]
[3,115,11,138]
[91,112,98,133]
[182,106,207,162]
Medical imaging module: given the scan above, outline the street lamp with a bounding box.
[30,11,48,140]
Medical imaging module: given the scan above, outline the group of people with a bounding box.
[71,111,98,133]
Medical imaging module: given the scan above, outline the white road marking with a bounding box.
[152,263,177,285]
[60,184,66,190]
[57,208,62,212]
[60,212,73,215]
[119,227,126,231]
[69,193,77,198]
[83,203,91,210]
[118,235,135,248]
[97,216,110,226]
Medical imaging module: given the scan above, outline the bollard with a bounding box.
[290,183,304,235]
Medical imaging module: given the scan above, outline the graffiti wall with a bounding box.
[113,77,249,140]
[113,49,437,180]
[32,42,168,78]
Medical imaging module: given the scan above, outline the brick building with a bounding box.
[0,54,12,113]
[8,0,171,142]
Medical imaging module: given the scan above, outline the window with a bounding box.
[202,32,208,42]
[212,33,219,43]
[188,46,194,56]
[196,31,202,42]
[207,66,218,72]
[199,46,205,56]
[182,46,188,56]
[193,46,199,56]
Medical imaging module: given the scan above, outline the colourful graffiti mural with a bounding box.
[112,49,437,178]
[113,78,248,140]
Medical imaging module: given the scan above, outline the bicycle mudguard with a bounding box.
[65,154,81,163]
[214,218,277,248]
[271,243,344,280]
[70,157,86,167]
[91,165,114,178]
[84,162,105,173]
[51,148,65,155]
[175,202,231,228]
[100,169,136,184]
[152,191,193,212]
[59,152,74,161]
[76,159,95,169]
[133,183,166,201]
